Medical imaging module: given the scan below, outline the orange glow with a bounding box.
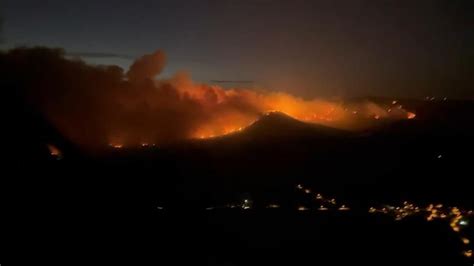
[47,144,61,156]
[407,112,416,119]
[12,49,420,149]
[140,74,419,142]
[109,143,123,149]
[47,144,62,159]
[104,90,417,143]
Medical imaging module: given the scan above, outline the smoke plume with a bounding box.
[127,50,166,81]
[3,47,414,150]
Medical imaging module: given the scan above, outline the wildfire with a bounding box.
[47,144,61,156]
[152,75,419,142]
[13,48,418,147]
[109,143,123,149]
[184,96,417,140]
[47,144,62,159]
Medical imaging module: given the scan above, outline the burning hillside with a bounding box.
[3,47,415,150]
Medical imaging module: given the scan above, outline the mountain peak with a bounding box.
[257,111,302,123]
[229,111,349,140]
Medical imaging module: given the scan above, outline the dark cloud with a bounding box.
[127,50,166,81]
[3,47,260,150]
[66,51,134,60]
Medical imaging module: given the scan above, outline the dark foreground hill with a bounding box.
[9,99,474,265]
[13,99,474,207]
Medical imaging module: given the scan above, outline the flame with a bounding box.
[109,143,123,149]
[175,81,417,140]
[110,72,418,143]
[407,112,416,119]
[47,144,61,156]
[47,144,63,159]
[10,48,417,148]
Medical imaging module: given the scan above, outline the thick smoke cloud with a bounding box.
[4,47,413,150]
[127,50,166,81]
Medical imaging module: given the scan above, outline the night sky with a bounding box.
[1,0,473,98]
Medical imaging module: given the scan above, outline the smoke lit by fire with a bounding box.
[47,144,62,159]
[4,48,416,149]
[47,144,61,156]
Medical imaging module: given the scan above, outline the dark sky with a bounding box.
[1,0,473,98]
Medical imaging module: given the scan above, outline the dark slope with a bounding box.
[242,111,348,138]
[10,100,474,266]
[193,112,350,148]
